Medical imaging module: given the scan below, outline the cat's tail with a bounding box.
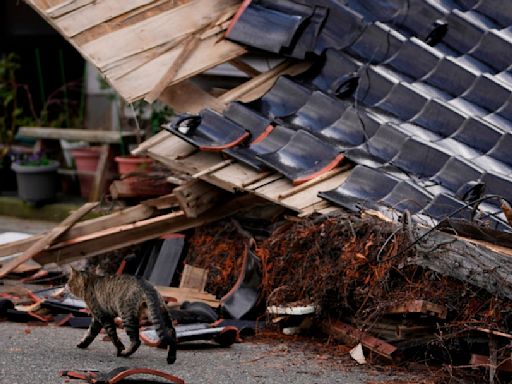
[140,279,177,364]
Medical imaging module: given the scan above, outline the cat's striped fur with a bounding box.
[67,268,177,364]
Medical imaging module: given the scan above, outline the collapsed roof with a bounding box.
[25,0,512,231]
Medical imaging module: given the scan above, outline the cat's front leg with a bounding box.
[77,317,102,349]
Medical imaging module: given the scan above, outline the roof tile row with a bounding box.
[165,0,512,230]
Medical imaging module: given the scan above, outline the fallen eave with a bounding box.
[24,0,246,102]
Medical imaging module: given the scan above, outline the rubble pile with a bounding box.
[183,212,512,380]
[185,221,248,299]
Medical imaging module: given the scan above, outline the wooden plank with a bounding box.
[89,144,109,202]
[32,0,67,11]
[113,32,245,102]
[253,178,294,202]
[0,238,36,259]
[219,61,311,104]
[131,131,170,156]
[298,200,332,217]
[0,204,156,258]
[152,151,224,182]
[51,0,157,36]
[142,193,179,210]
[71,0,177,46]
[147,134,196,160]
[192,160,233,178]
[158,80,226,114]
[157,286,218,307]
[145,34,202,103]
[471,327,512,340]
[384,300,448,319]
[243,174,282,190]
[0,202,98,277]
[469,354,512,373]
[14,260,42,274]
[229,58,260,77]
[17,127,140,143]
[81,0,239,69]
[209,162,266,189]
[320,319,397,360]
[109,180,137,199]
[280,170,350,210]
[316,206,341,216]
[90,8,235,80]
[277,167,347,200]
[36,195,261,265]
[179,264,208,292]
[173,180,228,218]
[46,0,95,18]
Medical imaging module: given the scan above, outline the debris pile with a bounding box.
[2,191,512,382]
[183,212,512,380]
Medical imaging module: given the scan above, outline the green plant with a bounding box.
[15,151,51,167]
[0,53,34,162]
[98,73,174,136]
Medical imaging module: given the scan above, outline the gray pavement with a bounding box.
[0,323,419,384]
[0,215,56,234]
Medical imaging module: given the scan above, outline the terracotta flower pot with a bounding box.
[114,156,153,176]
[11,160,60,204]
[70,147,102,198]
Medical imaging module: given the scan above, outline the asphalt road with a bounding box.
[0,323,421,384]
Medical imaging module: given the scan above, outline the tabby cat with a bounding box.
[66,268,177,364]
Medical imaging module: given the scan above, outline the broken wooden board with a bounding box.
[158,80,226,114]
[0,202,98,278]
[320,319,397,360]
[179,264,208,292]
[142,193,179,210]
[89,144,109,202]
[0,203,158,258]
[144,134,352,214]
[218,60,312,104]
[0,258,42,275]
[384,300,448,319]
[157,286,218,308]
[173,180,228,218]
[469,354,512,373]
[24,0,245,103]
[35,195,263,265]
[109,174,173,200]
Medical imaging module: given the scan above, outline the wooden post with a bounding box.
[89,144,109,202]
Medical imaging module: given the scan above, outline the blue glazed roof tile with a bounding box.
[379,180,432,213]
[431,157,484,193]
[474,0,512,28]
[384,38,442,80]
[257,129,343,184]
[346,22,405,63]
[422,57,478,96]
[164,109,250,151]
[281,91,348,133]
[225,2,309,54]
[167,0,512,230]
[248,76,311,118]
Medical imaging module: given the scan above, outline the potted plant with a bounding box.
[11,152,60,205]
